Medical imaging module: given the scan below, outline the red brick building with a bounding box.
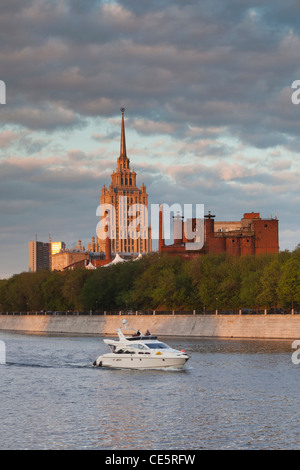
[159,208,279,257]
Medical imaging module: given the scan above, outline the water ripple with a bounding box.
[0,333,299,449]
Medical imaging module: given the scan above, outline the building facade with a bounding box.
[29,241,50,272]
[29,240,66,272]
[159,209,279,258]
[97,108,151,255]
[51,250,89,271]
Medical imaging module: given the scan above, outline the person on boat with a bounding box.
[132,330,141,337]
[145,329,151,336]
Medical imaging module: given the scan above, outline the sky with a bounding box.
[0,0,300,278]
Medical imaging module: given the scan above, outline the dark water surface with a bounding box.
[0,332,299,450]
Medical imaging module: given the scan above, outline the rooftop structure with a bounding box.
[159,208,279,257]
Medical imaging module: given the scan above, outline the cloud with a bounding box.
[0,0,299,276]
[0,130,19,148]
[0,0,299,153]
[0,102,83,130]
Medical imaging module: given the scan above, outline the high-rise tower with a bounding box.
[97,109,151,254]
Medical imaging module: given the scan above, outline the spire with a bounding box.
[117,107,130,172]
[120,107,127,158]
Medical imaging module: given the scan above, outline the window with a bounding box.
[131,344,148,351]
[146,342,169,349]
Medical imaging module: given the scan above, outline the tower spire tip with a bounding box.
[119,107,127,158]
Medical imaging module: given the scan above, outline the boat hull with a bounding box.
[93,353,189,370]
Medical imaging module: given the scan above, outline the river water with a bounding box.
[0,332,299,450]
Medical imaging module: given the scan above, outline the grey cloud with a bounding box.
[0,0,299,276]
[1,0,297,140]
[0,101,84,131]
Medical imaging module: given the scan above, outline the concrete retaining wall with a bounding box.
[0,314,300,339]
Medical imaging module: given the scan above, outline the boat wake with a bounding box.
[5,361,94,370]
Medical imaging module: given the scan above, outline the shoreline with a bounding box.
[0,313,300,339]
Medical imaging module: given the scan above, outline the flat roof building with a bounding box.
[159,209,279,258]
[29,240,66,272]
[29,241,50,272]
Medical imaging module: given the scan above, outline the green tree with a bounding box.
[80,257,148,311]
[130,254,193,310]
[277,256,300,309]
[62,268,92,310]
[1,272,46,311]
[189,253,227,310]
[216,256,242,309]
[256,257,282,308]
[238,254,271,308]
[41,271,68,311]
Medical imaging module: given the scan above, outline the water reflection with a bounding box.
[0,332,299,449]
[167,337,293,355]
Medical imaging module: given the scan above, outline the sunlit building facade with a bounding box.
[28,241,50,272]
[97,109,151,255]
[29,240,66,272]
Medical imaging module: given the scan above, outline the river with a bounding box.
[0,332,299,450]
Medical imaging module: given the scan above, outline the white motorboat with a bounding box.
[93,320,190,370]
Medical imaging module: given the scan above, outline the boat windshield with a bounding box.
[146,342,169,349]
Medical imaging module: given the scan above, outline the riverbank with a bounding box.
[0,313,300,339]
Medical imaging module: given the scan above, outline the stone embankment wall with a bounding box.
[0,314,300,339]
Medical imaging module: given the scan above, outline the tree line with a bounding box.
[0,248,299,313]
